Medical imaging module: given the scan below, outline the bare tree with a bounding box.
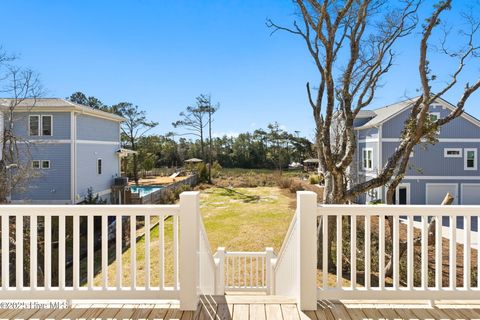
[269,0,480,269]
[0,53,43,203]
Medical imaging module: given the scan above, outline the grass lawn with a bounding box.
[200,187,295,252]
[93,186,296,287]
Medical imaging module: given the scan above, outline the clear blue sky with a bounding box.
[2,0,479,140]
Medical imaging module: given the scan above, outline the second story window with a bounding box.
[97,158,103,175]
[465,148,477,170]
[29,115,40,136]
[362,148,373,170]
[42,115,52,136]
[29,115,53,136]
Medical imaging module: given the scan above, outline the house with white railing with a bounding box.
[0,191,479,319]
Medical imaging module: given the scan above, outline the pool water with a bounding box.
[130,185,163,197]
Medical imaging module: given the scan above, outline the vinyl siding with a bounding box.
[11,143,71,203]
[382,141,480,176]
[76,114,120,141]
[10,112,71,140]
[382,104,480,138]
[397,179,480,205]
[358,127,378,140]
[75,143,120,202]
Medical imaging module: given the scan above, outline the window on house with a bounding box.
[444,148,462,158]
[97,158,102,175]
[32,160,40,169]
[42,115,52,136]
[29,115,40,136]
[429,112,440,122]
[362,148,373,170]
[465,148,477,170]
[41,160,50,169]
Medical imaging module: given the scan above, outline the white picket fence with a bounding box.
[275,191,480,310]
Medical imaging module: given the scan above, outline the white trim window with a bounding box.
[29,115,53,136]
[97,158,103,175]
[29,115,40,136]
[32,160,50,169]
[32,160,40,169]
[465,148,477,170]
[444,148,462,158]
[42,115,52,136]
[41,160,50,169]
[362,148,373,170]
[429,112,441,122]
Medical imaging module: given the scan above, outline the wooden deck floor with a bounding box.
[0,296,480,319]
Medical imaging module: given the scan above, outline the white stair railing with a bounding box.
[198,216,217,295]
[285,191,480,310]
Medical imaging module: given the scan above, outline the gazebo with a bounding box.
[303,158,319,172]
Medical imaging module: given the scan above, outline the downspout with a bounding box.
[70,111,77,204]
[378,125,383,202]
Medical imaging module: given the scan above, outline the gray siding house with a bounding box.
[355,97,480,205]
[0,98,125,204]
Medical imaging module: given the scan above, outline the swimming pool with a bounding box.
[130,185,163,197]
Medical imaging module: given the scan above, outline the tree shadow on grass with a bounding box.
[216,187,261,203]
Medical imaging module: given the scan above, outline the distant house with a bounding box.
[0,98,126,204]
[354,97,480,205]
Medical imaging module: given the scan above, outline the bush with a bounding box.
[197,163,209,183]
[275,175,293,189]
[289,181,305,193]
[174,184,192,198]
[82,187,107,204]
[211,161,222,178]
[159,189,176,204]
[309,174,320,185]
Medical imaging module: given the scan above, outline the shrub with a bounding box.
[82,187,107,204]
[198,163,209,183]
[289,181,305,193]
[309,175,320,185]
[159,189,176,204]
[274,175,294,189]
[211,161,222,178]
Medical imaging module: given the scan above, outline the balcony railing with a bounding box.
[275,192,480,310]
[1,190,479,312]
[0,192,214,310]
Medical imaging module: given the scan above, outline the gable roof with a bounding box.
[355,97,419,129]
[355,95,480,130]
[0,98,125,122]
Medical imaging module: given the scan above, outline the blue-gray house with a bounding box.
[355,97,480,205]
[1,98,126,204]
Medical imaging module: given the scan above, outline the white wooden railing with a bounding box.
[198,217,216,295]
[215,248,275,294]
[277,191,480,310]
[0,191,211,311]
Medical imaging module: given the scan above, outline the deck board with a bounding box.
[0,298,479,319]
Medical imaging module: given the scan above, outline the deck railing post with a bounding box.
[297,191,318,310]
[216,247,225,294]
[179,191,200,311]
[265,247,275,294]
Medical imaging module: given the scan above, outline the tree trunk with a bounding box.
[208,112,212,183]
